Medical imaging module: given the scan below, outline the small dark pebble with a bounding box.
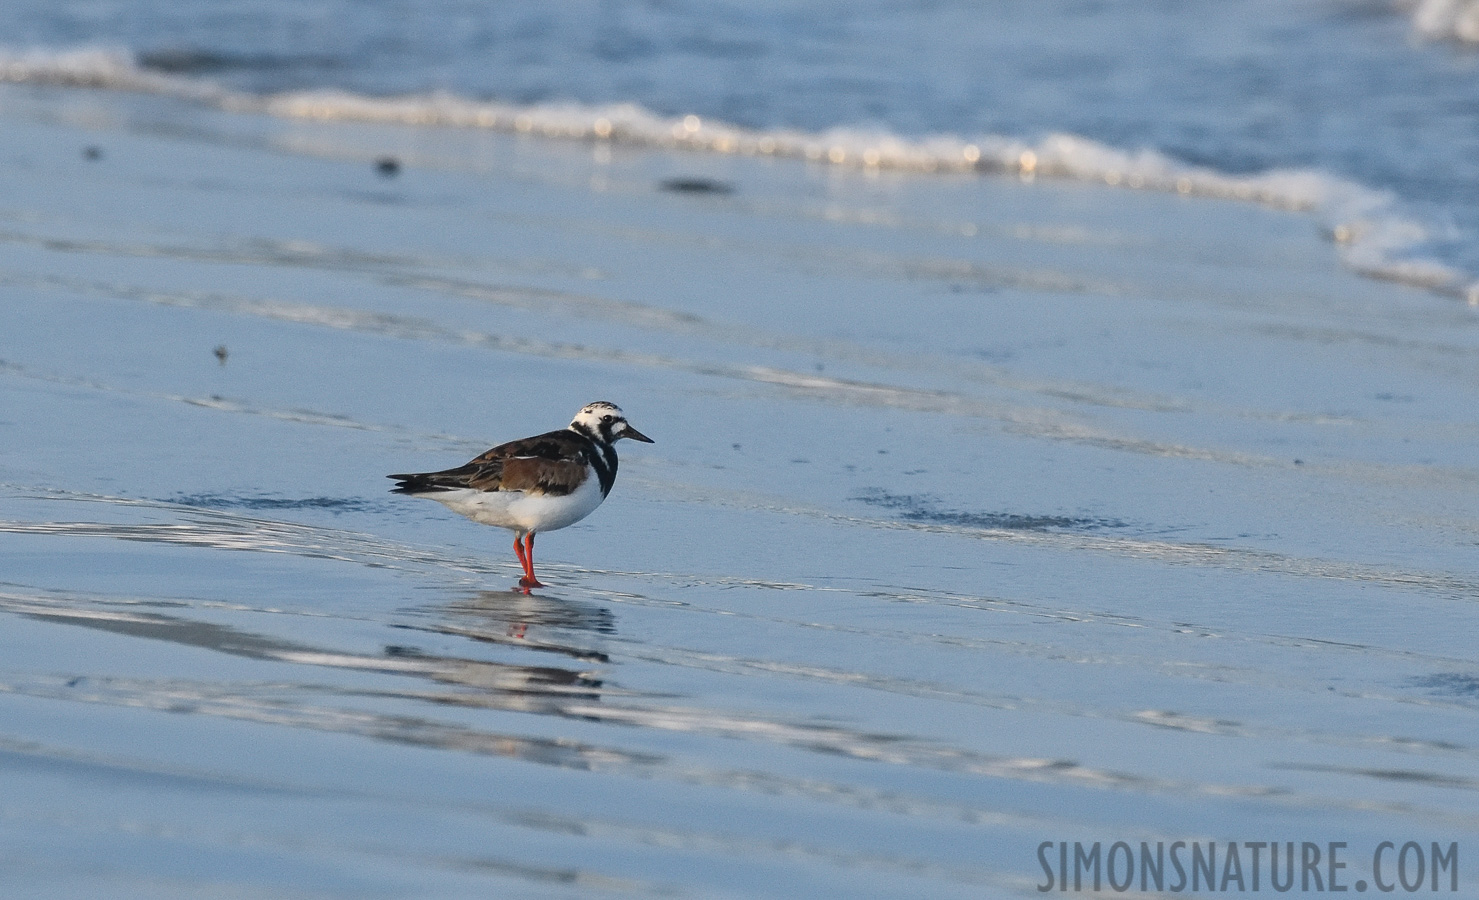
[376,156,401,177]
[1293,459,1303,465]
[213,344,229,365]
[83,146,103,161]
[659,177,734,195]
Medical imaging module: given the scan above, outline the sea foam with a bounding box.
[3,45,1474,303]
[1403,0,1479,42]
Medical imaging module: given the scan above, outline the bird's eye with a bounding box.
[601,415,613,423]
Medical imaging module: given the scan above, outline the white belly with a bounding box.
[430,476,607,534]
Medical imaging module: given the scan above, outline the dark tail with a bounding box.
[387,472,450,495]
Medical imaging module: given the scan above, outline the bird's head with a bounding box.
[569,401,653,446]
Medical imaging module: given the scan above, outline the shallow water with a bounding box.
[2,80,1479,897]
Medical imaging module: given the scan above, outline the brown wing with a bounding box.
[390,429,591,496]
[488,457,589,494]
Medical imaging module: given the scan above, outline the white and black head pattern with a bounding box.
[568,402,653,447]
[387,402,653,589]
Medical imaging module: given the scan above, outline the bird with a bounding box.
[389,402,652,590]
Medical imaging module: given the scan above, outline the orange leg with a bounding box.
[517,531,544,589]
[512,533,534,591]
[512,532,528,571]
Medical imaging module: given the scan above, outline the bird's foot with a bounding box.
[518,575,545,590]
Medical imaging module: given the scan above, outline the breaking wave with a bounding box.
[3,44,1474,302]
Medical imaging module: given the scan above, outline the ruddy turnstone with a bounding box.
[389,402,652,590]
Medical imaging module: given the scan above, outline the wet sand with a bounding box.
[3,83,1479,898]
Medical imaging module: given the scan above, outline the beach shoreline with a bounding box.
[2,80,1478,897]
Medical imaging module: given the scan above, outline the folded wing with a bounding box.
[389,430,591,496]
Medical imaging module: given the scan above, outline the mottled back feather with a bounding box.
[389,429,596,497]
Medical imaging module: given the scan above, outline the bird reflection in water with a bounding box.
[382,591,619,714]
[441,590,614,653]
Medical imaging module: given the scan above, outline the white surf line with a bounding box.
[247,105,1479,305]
[2,47,1474,302]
